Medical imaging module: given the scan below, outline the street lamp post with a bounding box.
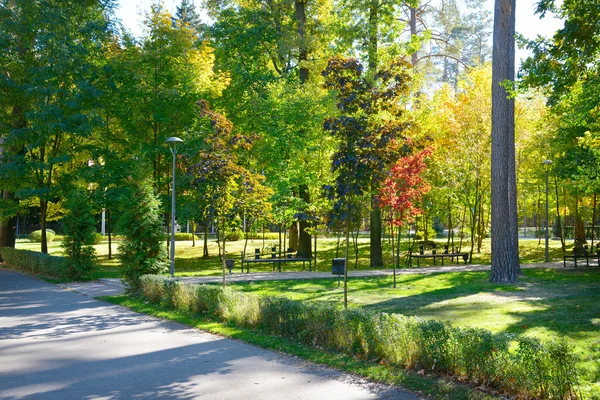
[542,159,553,262]
[166,137,184,277]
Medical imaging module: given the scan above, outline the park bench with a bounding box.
[563,244,599,267]
[409,244,469,267]
[240,247,312,273]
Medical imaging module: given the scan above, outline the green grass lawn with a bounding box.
[228,268,600,398]
[16,234,575,279]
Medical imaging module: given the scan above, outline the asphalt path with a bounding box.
[0,269,419,400]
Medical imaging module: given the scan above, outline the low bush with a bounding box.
[1,247,67,279]
[138,275,581,400]
[225,230,242,242]
[243,232,280,240]
[171,233,198,241]
[94,233,104,244]
[28,229,56,243]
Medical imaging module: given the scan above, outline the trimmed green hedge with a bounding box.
[173,233,199,241]
[139,275,581,400]
[1,247,67,279]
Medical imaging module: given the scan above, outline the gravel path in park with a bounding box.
[0,269,420,400]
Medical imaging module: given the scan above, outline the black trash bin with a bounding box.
[332,258,346,275]
[332,258,345,287]
[225,259,235,274]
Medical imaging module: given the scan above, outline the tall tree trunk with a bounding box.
[367,0,379,71]
[203,224,209,257]
[353,228,359,268]
[490,0,520,282]
[0,106,25,249]
[574,195,586,248]
[410,7,418,67]
[297,184,312,258]
[288,222,298,251]
[40,199,48,254]
[537,188,542,245]
[592,194,597,249]
[554,176,565,251]
[0,191,17,249]
[370,204,384,266]
[446,196,452,248]
[344,219,350,309]
[221,220,227,288]
[459,206,467,251]
[295,1,308,83]
[191,221,196,247]
[107,208,112,260]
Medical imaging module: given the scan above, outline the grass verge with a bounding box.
[100,294,496,400]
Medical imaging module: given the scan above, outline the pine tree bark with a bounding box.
[490,0,520,282]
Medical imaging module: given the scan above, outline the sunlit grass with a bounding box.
[16,234,574,280]
[228,268,600,398]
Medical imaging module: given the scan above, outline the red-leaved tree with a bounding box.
[379,147,432,287]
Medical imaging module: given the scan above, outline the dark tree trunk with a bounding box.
[554,176,565,251]
[203,224,209,258]
[0,191,17,249]
[191,221,196,247]
[107,208,112,260]
[410,7,418,67]
[367,0,379,71]
[370,205,384,267]
[574,196,587,248]
[288,222,298,251]
[592,194,597,249]
[490,0,520,282]
[295,1,308,83]
[40,199,48,254]
[297,184,312,258]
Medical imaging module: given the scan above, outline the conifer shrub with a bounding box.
[61,188,97,280]
[118,180,167,291]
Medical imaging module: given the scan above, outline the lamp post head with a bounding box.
[166,137,183,146]
[541,159,553,166]
[166,137,183,154]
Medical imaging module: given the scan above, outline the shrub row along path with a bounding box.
[0,269,419,400]
[88,261,567,295]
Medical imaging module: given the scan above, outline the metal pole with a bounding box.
[545,168,550,262]
[170,147,177,277]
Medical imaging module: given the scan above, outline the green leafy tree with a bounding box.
[0,0,115,253]
[323,56,412,306]
[188,101,264,287]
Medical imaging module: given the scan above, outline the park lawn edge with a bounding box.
[99,294,498,400]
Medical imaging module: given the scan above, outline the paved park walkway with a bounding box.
[72,261,568,297]
[0,269,419,400]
